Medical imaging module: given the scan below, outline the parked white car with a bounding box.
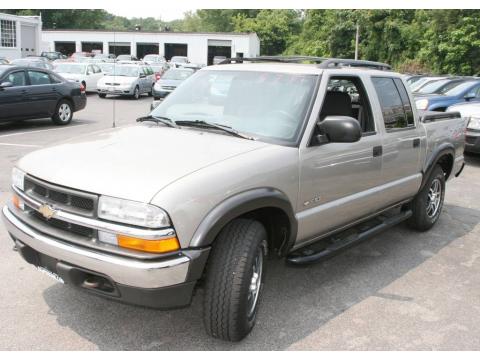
[143,54,166,65]
[54,63,104,93]
[97,64,155,99]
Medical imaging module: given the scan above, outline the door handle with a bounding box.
[413,138,420,148]
[373,145,383,157]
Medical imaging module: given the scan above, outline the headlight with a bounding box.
[98,195,171,228]
[467,116,480,130]
[12,167,25,191]
[415,99,429,110]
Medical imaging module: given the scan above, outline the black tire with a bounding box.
[148,85,154,96]
[98,93,106,98]
[153,96,160,100]
[203,219,268,341]
[132,86,140,100]
[51,99,73,125]
[407,165,445,231]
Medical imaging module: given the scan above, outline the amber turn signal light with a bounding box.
[117,235,180,253]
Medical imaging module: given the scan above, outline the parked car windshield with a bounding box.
[99,63,115,74]
[162,69,193,80]
[110,65,139,77]
[55,63,86,74]
[416,79,451,94]
[151,70,318,144]
[443,81,479,97]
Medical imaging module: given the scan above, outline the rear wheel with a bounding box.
[407,165,445,231]
[51,99,73,125]
[98,93,106,98]
[203,219,268,341]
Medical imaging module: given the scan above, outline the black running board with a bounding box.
[286,210,412,266]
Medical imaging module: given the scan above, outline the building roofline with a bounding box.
[42,28,257,37]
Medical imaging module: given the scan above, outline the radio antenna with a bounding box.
[112,30,116,128]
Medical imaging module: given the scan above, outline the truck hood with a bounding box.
[18,125,270,203]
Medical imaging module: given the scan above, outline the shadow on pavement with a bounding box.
[42,203,480,350]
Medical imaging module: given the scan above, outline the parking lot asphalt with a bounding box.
[1,94,480,350]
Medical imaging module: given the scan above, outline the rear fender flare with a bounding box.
[421,143,455,189]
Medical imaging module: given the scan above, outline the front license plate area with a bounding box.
[36,266,65,283]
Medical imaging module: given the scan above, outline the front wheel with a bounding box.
[203,219,268,341]
[51,99,73,125]
[407,165,445,231]
[98,93,106,98]
[132,86,140,100]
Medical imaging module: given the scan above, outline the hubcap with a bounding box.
[58,103,71,122]
[247,247,263,318]
[426,178,442,218]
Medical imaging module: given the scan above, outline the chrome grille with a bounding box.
[24,176,97,217]
[28,205,95,239]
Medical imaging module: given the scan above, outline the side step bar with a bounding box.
[286,209,412,266]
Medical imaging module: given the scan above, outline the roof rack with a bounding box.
[219,56,392,71]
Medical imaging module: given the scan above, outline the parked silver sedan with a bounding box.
[97,64,155,99]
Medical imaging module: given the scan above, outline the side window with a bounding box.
[87,65,93,75]
[28,71,51,85]
[393,78,415,126]
[319,76,375,133]
[372,77,409,130]
[49,73,63,84]
[94,65,102,73]
[5,71,26,86]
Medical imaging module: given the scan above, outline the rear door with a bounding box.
[0,70,29,120]
[26,70,59,116]
[370,76,424,200]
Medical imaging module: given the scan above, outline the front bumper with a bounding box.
[97,85,134,96]
[2,205,209,308]
[465,130,480,154]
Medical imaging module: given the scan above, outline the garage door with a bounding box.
[207,40,232,65]
[54,41,75,56]
[136,43,159,59]
[20,25,36,57]
[109,42,131,56]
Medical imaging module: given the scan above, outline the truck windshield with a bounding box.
[150,70,318,144]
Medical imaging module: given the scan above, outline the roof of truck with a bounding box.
[206,62,401,77]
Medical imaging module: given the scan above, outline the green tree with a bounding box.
[233,10,301,55]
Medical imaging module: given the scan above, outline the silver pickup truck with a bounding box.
[2,57,466,342]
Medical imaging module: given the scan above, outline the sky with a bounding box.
[105,7,195,21]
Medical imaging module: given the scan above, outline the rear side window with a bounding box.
[372,77,413,130]
[393,78,414,126]
[6,71,26,86]
[28,71,51,85]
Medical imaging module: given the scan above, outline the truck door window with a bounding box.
[319,76,375,133]
[372,77,411,130]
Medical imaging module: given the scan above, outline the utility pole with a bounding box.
[354,23,360,60]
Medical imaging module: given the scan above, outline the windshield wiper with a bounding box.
[136,115,179,128]
[175,120,255,140]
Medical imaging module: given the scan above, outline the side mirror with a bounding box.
[313,116,362,145]
[0,81,13,89]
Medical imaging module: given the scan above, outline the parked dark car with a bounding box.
[0,65,86,125]
[415,80,480,111]
[40,51,66,61]
[11,58,54,71]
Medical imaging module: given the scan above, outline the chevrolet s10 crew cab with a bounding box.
[2,56,467,341]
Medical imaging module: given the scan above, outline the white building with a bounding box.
[42,29,260,65]
[0,13,42,59]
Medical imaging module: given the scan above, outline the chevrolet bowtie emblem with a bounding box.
[38,204,56,220]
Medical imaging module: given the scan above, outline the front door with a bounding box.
[296,75,384,247]
[0,70,29,121]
